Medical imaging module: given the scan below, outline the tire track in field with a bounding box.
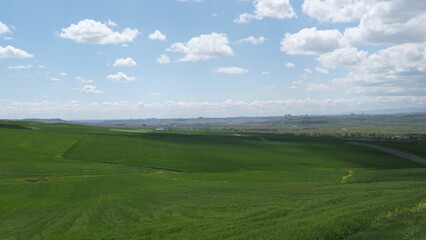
[60,135,84,159]
[60,137,185,173]
[348,142,426,164]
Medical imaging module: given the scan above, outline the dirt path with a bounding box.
[348,142,426,164]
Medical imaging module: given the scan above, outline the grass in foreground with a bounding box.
[0,121,425,240]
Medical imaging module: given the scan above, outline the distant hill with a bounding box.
[22,118,68,124]
[71,112,426,129]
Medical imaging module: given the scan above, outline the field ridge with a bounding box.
[349,142,426,164]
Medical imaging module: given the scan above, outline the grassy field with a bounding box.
[0,121,425,239]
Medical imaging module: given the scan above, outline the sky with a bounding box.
[1,0,425,119]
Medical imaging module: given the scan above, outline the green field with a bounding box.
[0,121,425,239]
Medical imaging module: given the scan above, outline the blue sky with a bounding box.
[1,0,425,119]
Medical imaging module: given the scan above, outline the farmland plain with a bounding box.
[0,120,425,240]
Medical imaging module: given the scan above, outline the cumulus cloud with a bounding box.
[342,0,426,46]
[49,77,60,81]
[58,19,139,44]
[289,80,304,89]
[290,80,335,93]
[112,57,137,67]
[148,30,166,41]
[75,76,94,83]
[318,47,368,69]
[7,64,33,69]
[0,45,33,58]
[0,21,10,34]
[285,62,295,68]
[302,0,373,23]
[285,1,426,96]
[156,54,171,64]
[301,0,426,46]
[304,68,313,74]
[106,19,117,27]
[75,85,102,94]
[215,67,249,74]
[237,36,266,45]
[306,83,335,93]
[315,67,329,74]
[302,68,313,79]
[332,42,426,95]
[107,72,137,83]
[167,32,234,62]
[60,72,67,76]
[235,0,296,23]
[280,27,342,55]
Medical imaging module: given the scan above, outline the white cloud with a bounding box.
[332,42,426,95]
[304,68,313,74]
[0,21,10,34]
[7,64,33,69]
[106,19,117,27]
[75,76,94,83]
[76,85,102,94]
[290,80,334,93]
[235,0,296,23]
[315,67,329,74]
[285,62,295,68]
[0,45,33,58]
[342,0,426,46]
[262,71,270,75]
[38,65,46,69]
[237,36,266,45]
[2,97,425,119]
[300,0,426,47]
[112,57,137,67]
[234,13,255,24]
[156,54,171,64]
[107,72,137,83]
[49,77,60,81]
[318,47,368,69]
[289,80,305,89]
[58,19,139,44]
[215,67,249,74]
[167,32,234,62]
[302,0,373,23]
[60,72,67,76]
[306,83,335,93]
[303,68,313,79]
[148,30,166,41]
[281,28,342,55]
